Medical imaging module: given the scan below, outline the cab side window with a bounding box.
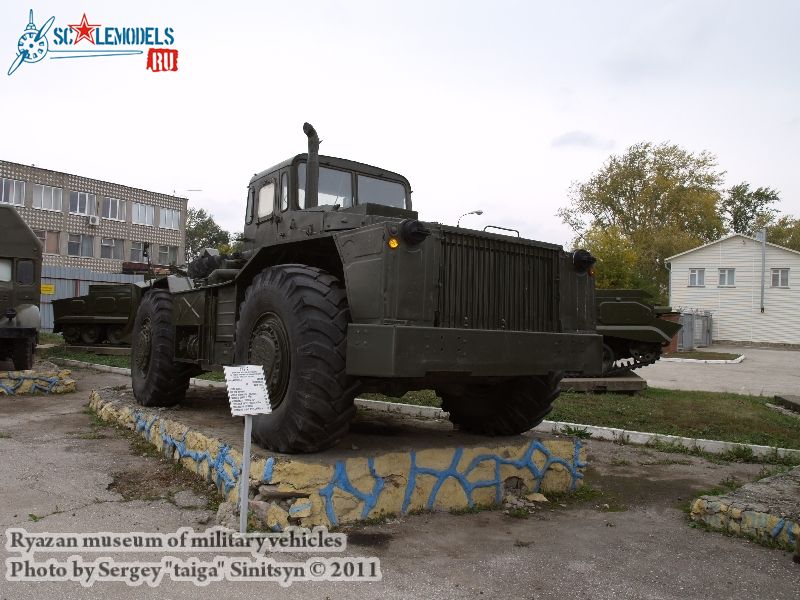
[245,187,255,224]
[16,260,34,285]
[258,182,275,219]
[280,172,289,211]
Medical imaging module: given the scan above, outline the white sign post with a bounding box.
[223,365,271,534]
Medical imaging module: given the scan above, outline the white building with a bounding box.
[666,234,800,345]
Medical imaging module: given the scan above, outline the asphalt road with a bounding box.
[638,345,800,397]
[1,367,797,599]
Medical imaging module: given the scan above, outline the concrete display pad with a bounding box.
[0,369,76,395]
[90,387,587,530]
[561,371,647,393]
[691,466,800,551]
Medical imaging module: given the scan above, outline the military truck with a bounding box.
[130,123,603,453]
[0,205,42,370]
[595,289,682,375]
[53,283,136,345]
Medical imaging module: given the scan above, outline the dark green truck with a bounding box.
[0,205,41,370]
[130,124,603,453]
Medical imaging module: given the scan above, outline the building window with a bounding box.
[100,238,124,260]
[67,234,94,257]
[1,177,25,206]
[33,184,63,211]
[158,245,178,266]
[718,268,735,287]
[69,191,96,215]
[102,197,126,221]
[132,202,155,225]
[33,230,60,254]
[159,207,181,230]
[689,268,705,287]
[130,241,145,262]
[771,268,789,288]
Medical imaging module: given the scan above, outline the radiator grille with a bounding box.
[438,230,560,332]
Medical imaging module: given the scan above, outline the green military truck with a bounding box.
[130,123,603,453]
[53,283,136,345]
[595,289,682,375]
[0,205,42,370]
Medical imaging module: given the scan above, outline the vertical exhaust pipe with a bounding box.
[303,122,319,208]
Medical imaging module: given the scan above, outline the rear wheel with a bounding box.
[441,373,562,436]
[62,326,80,344]
[12,337,34,371]
[80,325,101,345]
[106,325,125,345]
[131,290,195,407]
[234,265,358,453]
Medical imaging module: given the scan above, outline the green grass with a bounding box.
[38,331,65,346]
[40,347,131,369]
[361,389,441,407]
[42,348,225,381]
[552,388,800,451]
[663,350,741,360]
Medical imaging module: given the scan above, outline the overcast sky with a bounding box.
[1,1,798,246]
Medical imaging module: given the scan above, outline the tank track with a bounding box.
[598,352,661,377]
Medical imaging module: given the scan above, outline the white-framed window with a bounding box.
[718,268,735,287]
[69,191,96,215]
[158,245,178,266]
[258,182,275,218]
[130,241,145,262]
[102,197,126,221]
[100,238,124,260]
[1,177,25,206]
[33,229,60,254]
[132,202,155,226]
[771,268,789,288]
[159,207,181,230]
[67,234,94,257]
[33,184,62,212]
[689,268,705,287]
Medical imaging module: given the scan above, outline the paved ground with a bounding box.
[1,366,798,598]
[639,345,800,397]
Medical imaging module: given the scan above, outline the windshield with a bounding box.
[357,175,406,208]
[298,164,353,208]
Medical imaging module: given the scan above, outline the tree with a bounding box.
[767,216,800,252]
[558,142,725,300]
[718,182,780,235]
[185,207,231,262]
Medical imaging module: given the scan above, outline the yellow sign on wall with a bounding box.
[41,283,55,295]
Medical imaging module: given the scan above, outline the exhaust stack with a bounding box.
[303,122,319,208]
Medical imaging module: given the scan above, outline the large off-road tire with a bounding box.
[234,265,359,453]
[131,290,195,407]
[12,337,35,371]
[441,373,562,436]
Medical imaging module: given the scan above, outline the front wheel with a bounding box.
[234,265,359,453]
[131,290,196,407]
[440,373,562,436]
[12,337,35,371]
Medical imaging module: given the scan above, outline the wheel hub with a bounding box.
[249,312,290,408]
[135,318,152,374]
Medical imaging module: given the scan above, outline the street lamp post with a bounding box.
[457,210,483,228]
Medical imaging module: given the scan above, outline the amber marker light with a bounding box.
[388,237,400,249]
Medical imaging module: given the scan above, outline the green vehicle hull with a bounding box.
[52,283,137,345]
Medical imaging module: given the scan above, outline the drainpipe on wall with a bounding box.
[757,228,766,313]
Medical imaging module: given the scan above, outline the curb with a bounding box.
[56,358,800,461]
[52,358,225,388]
[660,355,745,364]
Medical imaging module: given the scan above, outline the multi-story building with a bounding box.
[0,160,187,273]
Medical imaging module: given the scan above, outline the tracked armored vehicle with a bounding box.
[596,289,681,375]
[53,283,136,345]
[0,205,42,370]
[129,123,603,453]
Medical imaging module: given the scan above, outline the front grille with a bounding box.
[438,229,560,332]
